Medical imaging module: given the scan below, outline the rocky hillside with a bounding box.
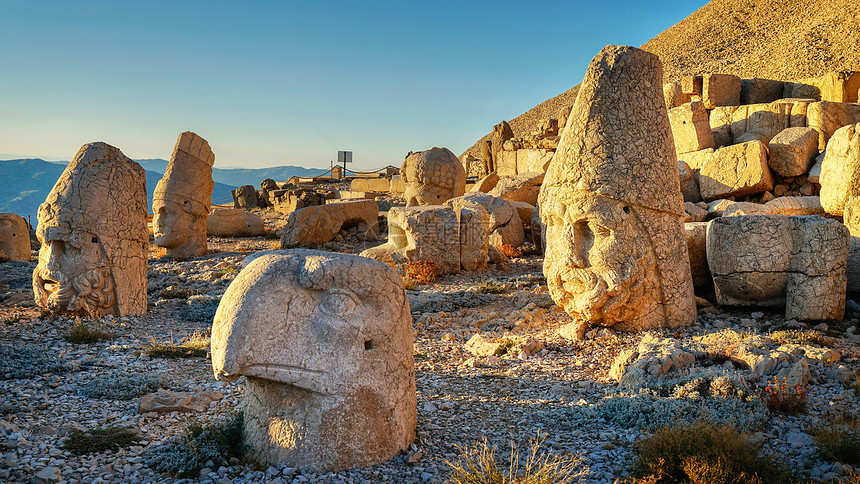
[464,0,860,158]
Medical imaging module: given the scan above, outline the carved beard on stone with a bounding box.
[547,242,655,324]
[33,264,114,317]
[542,192,659,327]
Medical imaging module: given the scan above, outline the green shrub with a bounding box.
[625,421,796,484]
[78,373,163,400]
[61,426,141,455]
[446,433,589,484]
[143,412,245,477]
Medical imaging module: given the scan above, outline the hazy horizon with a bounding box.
[1,1,707,170]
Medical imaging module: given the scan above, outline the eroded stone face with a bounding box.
[402,147,466,207]
[0,213,31,261]
[539,45,695,331]
[33,142,147,317]
[211,250,416,472]
[152,132,215,259]
[541,191,659,329]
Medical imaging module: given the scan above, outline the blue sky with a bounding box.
[0,1,707,170]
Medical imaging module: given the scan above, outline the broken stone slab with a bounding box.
[702,74,741,109]
[488,171,543,207]
[685,222,710,287]
[663,82,690,110]
[707,215,848,321]
[610,335,695,386]
[469,172,500,193]
[841,196,860,291]
[207,208,266,237]
[807,101,860,151]
[446,192,524,248]
[138,390,224,414]
[678,147,714,172]
[361,205,460,273]
[280,199,379,246]
[808,151,825,184]
[681,75,703,96]
[679,160,701,203]
[668,101,715,154]
[683,201,707,223]
[741,78,786,105]
[699,140,774,201]
[516,149,554,174]
[464,334,504,356]
[232,185,259,210]
[0,213,31,261]
[819,123,860,216]
[768,127,819,177]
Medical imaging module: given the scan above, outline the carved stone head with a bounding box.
[211,249,416,472]
[401,147,466,207]
[32,142,148,317]
[153,132,215,259]
[0,213,31,261]
[538,45,696,331]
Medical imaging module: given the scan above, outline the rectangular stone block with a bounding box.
[767,127,819,177]
[515,149,553,174]
[709,106,739,148]
[496,150,518,178]
[702,74,741,109]
[664,82,691,109]
[808,152,825,184]
[699,140,774,201]
[806,101,860,150]
[728,100,807,144]
[389,176,406,195]
[816,71,860,103]
[740,78,785,105]
[668,101,715,154]
[681,75,703,95]
[678,148,714,172]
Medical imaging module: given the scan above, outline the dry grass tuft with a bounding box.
[142,332,210,359]
[769,329,831,347]
[65,319,114,344]
[810,409,860,466]
[404,261,442,285]
[61,426,141,455]
[446,433,589,484]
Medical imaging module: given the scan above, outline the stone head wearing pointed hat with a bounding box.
[33,142,148,317]
[538,45,696,331]
[153,132,215,259]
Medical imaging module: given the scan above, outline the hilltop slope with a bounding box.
[464,0,860,157]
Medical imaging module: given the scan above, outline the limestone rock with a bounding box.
[610,335,695,385]
[446,192,523,248]
[683,201,707,223]
[728,100,811,145]
[702,74,741,109]
[515,149,554,174]
[153,132,215,259]
[668,101,714,154]
[469,173,500,193]
[685,222,710,287]
[740,78,785,105]
[678,161,701,203]
[819,123,860,216]
[488,172,543,206]
[663,82,690,110]
[402,147,466,207]
[361,205,460,273]
[707,215,848,321]
[0,213,31,261]
[841,196,860,291]
[138,390,223,414]
[539,45,695,331]
[464,334,503,356]
[763,196,825,216]
[681,75,703,96]
[531,202,544,253]
[232,185,259,210]
[699,141,774,201]
[767,127,818,177]
[280,200,379,246]
[33,142,148,317]
[678,148,714,171]
[807,101,860,151]
[808,151,825,184]
[207,209,266,237]
[211,250,415,472]
[492,121,514,165]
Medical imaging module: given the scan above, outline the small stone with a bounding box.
[35,466,61,482]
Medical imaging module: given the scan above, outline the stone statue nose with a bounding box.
[46,240,64,269]
[564,221,586,268]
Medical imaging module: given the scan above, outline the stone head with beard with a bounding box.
[538,45,696,331]
[33,142,148,317]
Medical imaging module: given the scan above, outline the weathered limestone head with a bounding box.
[211,249,416,472]
[153,132,215,259]
[0,213,31,261]
[539,45,696,331]
[33,142,148,317]
[402,147,466,207]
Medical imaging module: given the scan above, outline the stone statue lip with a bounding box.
[217,363,331,395]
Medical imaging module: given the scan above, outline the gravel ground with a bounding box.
[2,213,860,483]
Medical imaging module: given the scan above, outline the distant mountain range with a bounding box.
[0,158,327,224]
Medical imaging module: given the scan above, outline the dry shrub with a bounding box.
[625,421,795,484]
[446,433,589,484]
[142,332,210,359]
[759,378,807,415]
[810,409,860,466]
[498,244,522,259]
[769,329,831,347]
[62,426,140,455]
[65,319,114,344]
[404,261,441,284]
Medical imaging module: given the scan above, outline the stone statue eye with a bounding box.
[91,237,99,243]
[318,289,359,318]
